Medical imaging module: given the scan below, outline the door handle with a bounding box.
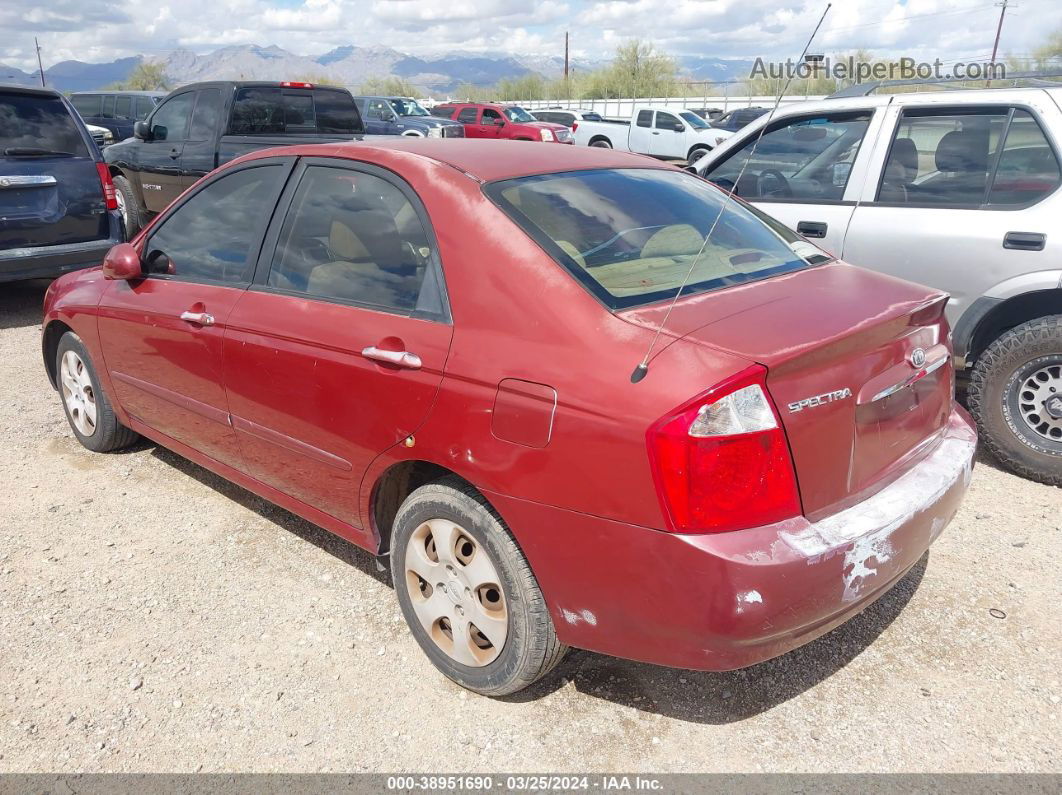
[169,149,180,160]
[362,346,422,370]
[1003,231,1046,251]
[180,310,214,326]
[797,221,828,239]
[651,131,660,135]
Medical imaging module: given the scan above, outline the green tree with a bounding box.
[294,73,342,87]
[358,75,421,96]
[112,62,170,91]
[605,40,678,99]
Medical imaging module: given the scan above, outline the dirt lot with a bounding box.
[1,278,1059,773]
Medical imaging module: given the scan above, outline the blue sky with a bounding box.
[0,0,1058,70]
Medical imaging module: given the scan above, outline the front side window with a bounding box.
[487,168,825,310]
[144,164,284,282]
[705,112,871,201]
[135,96,155,120]
[655,112,681,131]
[367,99,392,120]
[482,108,503,125]
[266,165,442,315]
[389,98,429,117]
[0,93,89,156]
[150,93,194,142]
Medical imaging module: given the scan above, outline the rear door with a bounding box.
[457,107,482,137]
[701,108,885,256]
[628,109,654,153]
[222,158,453,528]
[843,98,1062,327]
[0,88,107,250]
[96,159,291,468]
[179,87,223,185]
[139,90,195,213]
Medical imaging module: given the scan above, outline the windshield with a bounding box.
[486,168,828,310]
[504,106,536,123]
[0,93,89,157]
[389,98,429,117]
[680,111,710,129]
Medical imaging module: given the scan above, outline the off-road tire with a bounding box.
[113,175,142,239]
[56,332,139,453]
[390,477,567,696]
[968,315,1062,486]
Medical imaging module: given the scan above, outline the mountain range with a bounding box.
[1,44,754,96]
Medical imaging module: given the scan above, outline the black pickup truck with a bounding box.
[104,81,370,236]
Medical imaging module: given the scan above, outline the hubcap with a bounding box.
[1013,358,1062,443]
[60,350,97,437]
[404,519,508,667]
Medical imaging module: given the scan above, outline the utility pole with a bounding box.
[35,37,45,87]
[564,31,569,79]
[987,0,1011,86]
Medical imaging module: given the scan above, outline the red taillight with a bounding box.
[647,365,801,534]
[572,122,579,132]
[95,163,118,211]
[280,81,313,88]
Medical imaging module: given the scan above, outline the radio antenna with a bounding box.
[630,3,832,383]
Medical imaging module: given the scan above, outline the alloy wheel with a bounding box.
[60,350,97,436]
[403,519,508,666]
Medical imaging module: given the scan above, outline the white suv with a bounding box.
[693,85,1062,485]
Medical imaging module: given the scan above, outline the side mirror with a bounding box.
[133,121,150,140]
[494,118,505,126]
[102,243,143,281]
[673,121,685,133]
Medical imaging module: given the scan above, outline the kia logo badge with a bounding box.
[909,348,927,368]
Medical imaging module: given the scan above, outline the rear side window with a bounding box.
[135,96,155,120]
[266,165,443,315]
[114,95,133,120]
[230,87,357,135]
[189,89,223,141]
[71,95,101,117]
[99,96,116,120]
[486,168,819,310]
[144,164,285,283]
[430,105,454,118]
[0,93,89,157]
[636,110,653,128]
[457,107,478,124]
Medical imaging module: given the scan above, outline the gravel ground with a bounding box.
[1,278,1060,773]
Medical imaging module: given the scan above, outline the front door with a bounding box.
[650,110,683,158]
[478,108,505,138]
[222,160,453,528]
[364,99,398,135]
[701,108,885,257]
[457,107,483,138]
[139,91,196,213]
[179,88,223,187]
[96,159,292,468]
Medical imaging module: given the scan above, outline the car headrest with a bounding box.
[641,224,704,259]
[890,138,919,176]
[935,130,988,173]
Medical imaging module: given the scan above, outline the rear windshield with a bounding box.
[0,92,89,157]
[485,168,828,310]
[229,87,360,135]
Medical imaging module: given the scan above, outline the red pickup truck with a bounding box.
[430,102,573,143]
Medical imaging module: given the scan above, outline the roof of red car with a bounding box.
[242,138,672,183]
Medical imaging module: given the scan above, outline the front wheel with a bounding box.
[968,315,1062,486]
[687,147,709,167]
[391,478,567,696]
[56,332,139,453]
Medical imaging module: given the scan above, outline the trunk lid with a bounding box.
[623,262,954,519]
[1,88,107,250]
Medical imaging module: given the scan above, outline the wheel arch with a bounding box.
[370,459,503,556]
[962,289,1062,367]
[42,319,75,390]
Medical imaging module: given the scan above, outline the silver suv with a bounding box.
[693,84,1062,486]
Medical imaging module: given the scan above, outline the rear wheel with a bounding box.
[589,138,612,149]
[56,332,139,453]
[390,478,567,696]
[968,315,1062,486]
[112,175,142,239]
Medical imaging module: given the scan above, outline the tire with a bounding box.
[112,175,143,239]
[968,315,1062,486]
[589,138,612,149]
[55,332,139,453]
[390,478,567,696]
[687,147,709,167]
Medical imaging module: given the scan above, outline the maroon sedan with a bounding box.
[42,140,976,696]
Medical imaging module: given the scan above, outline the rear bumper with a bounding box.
[0,211,122,283]
[491,406,976,671]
